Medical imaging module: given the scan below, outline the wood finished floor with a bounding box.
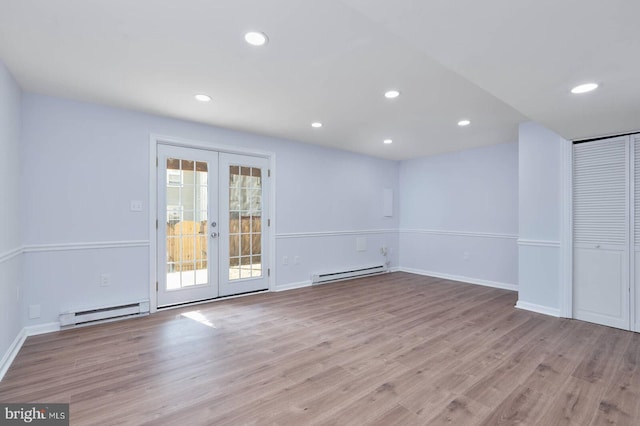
[2,272,640,425]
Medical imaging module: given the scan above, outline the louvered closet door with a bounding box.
[634,134,640,332]
[573,136,630,330]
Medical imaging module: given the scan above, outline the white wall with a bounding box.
[398,142,518,289]
[0,61,23,368]
[20,94,400,325]
[517,121,566,316]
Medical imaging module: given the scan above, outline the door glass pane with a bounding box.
[229,165,263,280]
[166,158,208,290]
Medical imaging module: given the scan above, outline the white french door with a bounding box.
[157,145,219,306]
[156,145,270,307]
[219,153,270,297]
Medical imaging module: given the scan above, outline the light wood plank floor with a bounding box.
[2,272,640,425]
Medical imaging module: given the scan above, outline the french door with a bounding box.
[219,153,270,297]
[157,145,269,307]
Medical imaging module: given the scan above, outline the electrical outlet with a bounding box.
[380,246,388,256]
[294,256,300,265]
[130,200,143,212]
[283,256,289,265]
[100,273,111,287]
[29,305,41,319]
[463,251,470,261]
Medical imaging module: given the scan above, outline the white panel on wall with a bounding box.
[356,237,367,252]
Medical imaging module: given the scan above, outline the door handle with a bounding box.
[211,232,218,238]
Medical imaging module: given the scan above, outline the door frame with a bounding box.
[560,138,573,319]
[148,134,277,313]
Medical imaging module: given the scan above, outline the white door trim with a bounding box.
[559,138,573,318]
[149,134,277,313]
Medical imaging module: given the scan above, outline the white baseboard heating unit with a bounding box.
[59,300,150,327]
[311,264,387,285]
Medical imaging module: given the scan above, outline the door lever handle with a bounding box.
[211,232,218,238]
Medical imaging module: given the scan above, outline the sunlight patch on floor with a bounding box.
[181,311,216,328]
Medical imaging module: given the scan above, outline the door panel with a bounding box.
[635,250,640,331]
[573,136,630,330]
[574,247,628,329]
[157,145,219,306]
[634,134,640,332]
[219,153,269,296]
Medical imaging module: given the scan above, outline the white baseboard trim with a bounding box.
[399,267,517,292]
[25,322,61,336]
[515,301,561,317]
[389,266,401,272]
[0,328,27,382]
[0,322,61,382]
[274,281,312,292]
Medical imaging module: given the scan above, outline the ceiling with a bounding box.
[0,0,638,160]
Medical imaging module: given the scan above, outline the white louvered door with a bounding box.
[634,134,640,332]
[573,136,630,330]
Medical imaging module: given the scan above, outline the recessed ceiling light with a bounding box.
[571,83,598,94]
[458,119,471,126]
[244,31,268,46]
[195,94,211,102]
[383,139,393,144]
[311,122,322,128]
[384,90,400,99]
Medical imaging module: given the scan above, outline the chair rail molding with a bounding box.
[0,246,23,264]
[517,239,561,248]
[400,229,518,240]
[22,240,150,253]
[276,229,397,239]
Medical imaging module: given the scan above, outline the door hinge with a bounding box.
[156,219,158,229]
[156,281,158,292]
[268,169,271,178]
[268,268,271,277]
[156,157,159,167]
[268,219,271,227]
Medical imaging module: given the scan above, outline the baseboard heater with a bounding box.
[311,264,387,285]
[59,300,150,327]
